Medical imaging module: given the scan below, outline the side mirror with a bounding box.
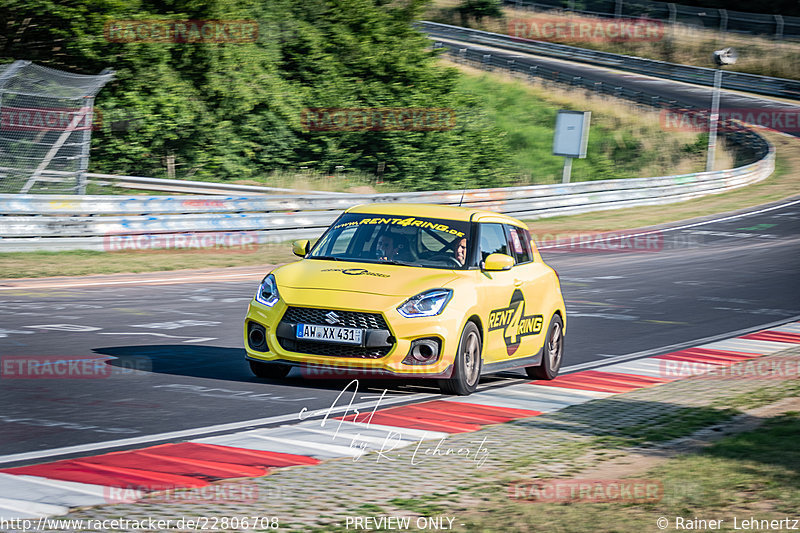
[482,253,514,271]
[292,239,310,257]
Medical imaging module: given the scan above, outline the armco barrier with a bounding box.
[420,21,800,100]
[0,148,774,251]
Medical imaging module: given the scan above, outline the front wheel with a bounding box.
[249,360,291,379]
[526,314,564,380]
[439,322,482,395]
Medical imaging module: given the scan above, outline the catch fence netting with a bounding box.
[0,60,113,194]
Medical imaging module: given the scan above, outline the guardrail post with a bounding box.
[668,3,677,46]
[615,0,623,18]
[719,9,728,35]
[528,65,538,79]
[775,14,784,40]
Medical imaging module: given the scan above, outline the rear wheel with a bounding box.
[249,360,291,379]
[439,322,482,395]
[526,314,563,380]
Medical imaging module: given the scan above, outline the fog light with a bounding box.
[248,322,268,352]
[403,338,440,365]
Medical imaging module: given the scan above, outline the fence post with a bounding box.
[615,0,623,19]
[775,14,784,40]
[668,3,677,43]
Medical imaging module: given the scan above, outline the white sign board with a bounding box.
[553,110,591,158]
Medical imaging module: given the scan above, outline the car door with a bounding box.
[503,224,551,361]
[475,222,520,364]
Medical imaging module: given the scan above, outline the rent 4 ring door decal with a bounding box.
[488,289,544,356]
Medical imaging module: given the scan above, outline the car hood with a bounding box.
[273,259,460,297]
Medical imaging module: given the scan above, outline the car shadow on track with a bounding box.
[94,344,456,396]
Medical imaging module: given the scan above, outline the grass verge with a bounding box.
[450,60,717,184]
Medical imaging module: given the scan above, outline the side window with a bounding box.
[479,223,508,262]
[506,225,532,264]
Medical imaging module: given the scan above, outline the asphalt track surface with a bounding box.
[1,198,798,467]
[436,37,800,138]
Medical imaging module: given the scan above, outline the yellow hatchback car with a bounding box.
[244,203,566,395]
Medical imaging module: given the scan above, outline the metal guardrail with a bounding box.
[503,0,800,39]
[0,149,774,251]
[0,167,347,196]
[421,21,800,100]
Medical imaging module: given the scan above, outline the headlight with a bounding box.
[255,274,280,307]
[397,289,453,318]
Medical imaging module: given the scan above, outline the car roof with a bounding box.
[345,203,525,225]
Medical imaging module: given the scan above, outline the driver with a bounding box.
[453,237,467,266]
[376,233,399,261]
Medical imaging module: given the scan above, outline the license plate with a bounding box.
[296,323,363,345]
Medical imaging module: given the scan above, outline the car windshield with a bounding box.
[308,213,473,269]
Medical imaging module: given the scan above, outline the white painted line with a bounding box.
[599,359,674,377]
[0,473,107,508]
[654,360,718,374]
[8,474,109,498]
[461,388,584,409]
[471,385,598,406]
[700,338,796,354]
[0,497,68,519]
[0,272,259,291]
[192,434,348,459]
[347,422,450,442]
[767,323,800,334]
[199,433,361,458]
[539,198,800,250]
[286,425,411,449]
[295,419,440,443]
[448,394,557,413]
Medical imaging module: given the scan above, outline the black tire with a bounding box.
[439,321,482,395]
[249,360,291,379]
[526,314,564,380]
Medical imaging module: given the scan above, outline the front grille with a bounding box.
[278,306,392,358]
[277,338,391,359]
[283,307,388,330]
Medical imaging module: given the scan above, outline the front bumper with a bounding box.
[243,290,462,378]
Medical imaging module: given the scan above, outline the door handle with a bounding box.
[514,279,523,287]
